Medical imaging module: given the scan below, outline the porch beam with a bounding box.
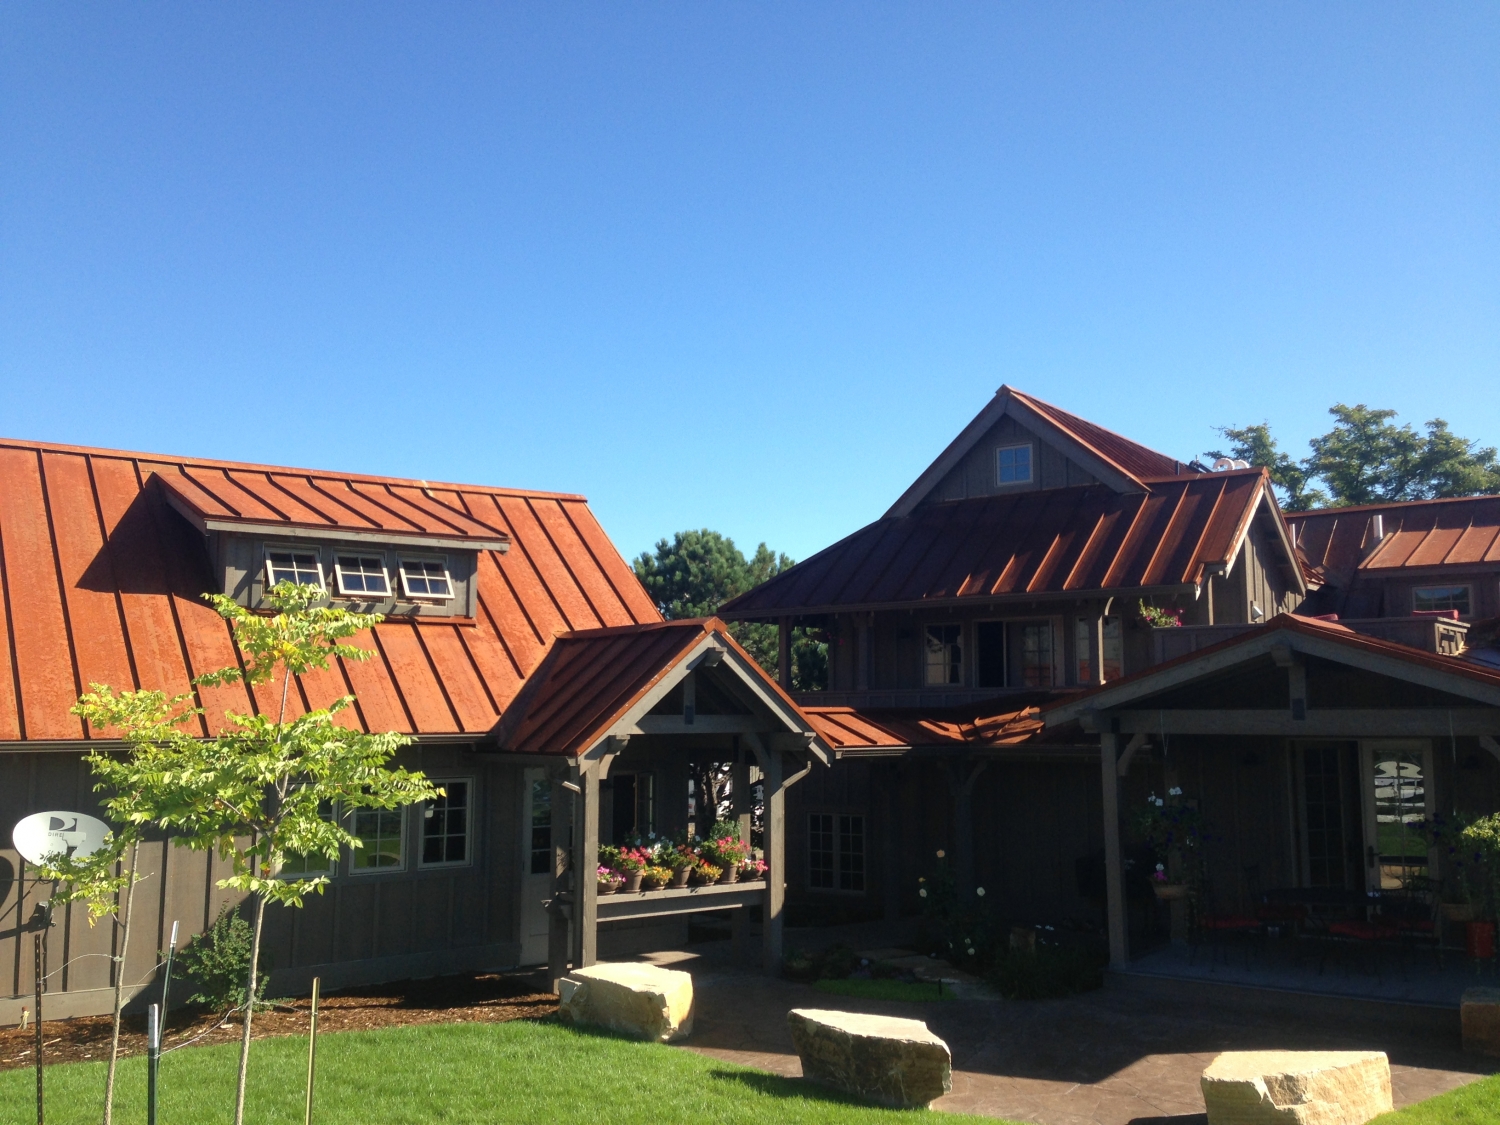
[625,716,779,736]
[1110,709,1500,737]
[1100,732,1128,969]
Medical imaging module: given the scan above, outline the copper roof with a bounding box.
[1288,495,1500,578]
[723,469,1280,617]
[806,703,1046,754]
[0,438,659,742]
[493,617,817,757]
[1010,388,1185,485]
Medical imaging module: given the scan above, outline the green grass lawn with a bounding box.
[812,979,955,1002]
[1372,1073,1500,1125]
[0,1019,1007,1125]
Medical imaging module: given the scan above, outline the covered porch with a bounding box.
[488,618,831,986]
[1045,614,1500,1012]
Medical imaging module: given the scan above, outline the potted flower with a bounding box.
[1138,599,1182,628]
[740,858,768,882]
[702,834,749,884]
[1135,788,1208,900]
[693,861,722,886]
[641,865,671,891]
[614,847,648,893]
[597,866,624,895]
[660,843,697,888]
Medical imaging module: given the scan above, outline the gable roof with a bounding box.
[886,386,1195,518]
[0,437,660,743]
[805,703,1047,755]
[491,617,829,760]
[722,468,1299,619]
[1287,495,1500,580]
[1043,612,1500,725]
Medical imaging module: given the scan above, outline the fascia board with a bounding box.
[884,388,1016,519]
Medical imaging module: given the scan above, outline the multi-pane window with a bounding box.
[280,802,336,877]
[809,813,865,892]
[1019,622,1054,687]
[349,807,404,872]
[1413,585,1471,616]
[400,558,455,599]
[529,779,552,875]
[924,624,963,686]
[266,550,323,589]
[421,780,470,866]
[334,555,391,597]
[996,444,1033,485]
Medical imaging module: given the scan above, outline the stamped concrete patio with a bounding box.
[631,924,1497,1125]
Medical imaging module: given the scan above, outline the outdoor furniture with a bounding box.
[558,962,695,1042]
[1200,1050,1393,1125]
[787,1008,952,1109]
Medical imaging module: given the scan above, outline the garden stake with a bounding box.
[161,920,179,1016]
[305,976,320,1125]
[33,933,43,1125]
[146,1004,161,1125]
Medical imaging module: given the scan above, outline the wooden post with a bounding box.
[1100,731,1128,968]
[946,759,988,898]
[777,618,792,690]
[571,764,600,969]
[548,776,572,992]
[731,752,753,959]
[761,748,785,974]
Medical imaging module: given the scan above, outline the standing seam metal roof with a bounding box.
[1287,496,1500,577]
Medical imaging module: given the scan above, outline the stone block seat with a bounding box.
[1462,986,1500,1057]
[787,1008,952,1109]
[1200,1050,1393,1125]
[558,962,695,1043]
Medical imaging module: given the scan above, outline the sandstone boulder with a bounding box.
[1201,1050,1393,1125]
[1462,987,1500,1057]
[557,962,694,1042]
[787,1008,951,1109]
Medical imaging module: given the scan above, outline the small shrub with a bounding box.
[986,943,1103,1000]
[175,905,273,1012]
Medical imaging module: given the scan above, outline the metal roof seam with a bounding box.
[1021,489,1088,594]
[35,451,92,734]
[210,467,296,523]
[557,500,643,626]
[1096,493,1150,591]
[365,627,420,733]
[260,472,344,527]
[83,454,146,693]
[288,474,386,530]
[1060,505,1111,591]
[1181,477,1230,585]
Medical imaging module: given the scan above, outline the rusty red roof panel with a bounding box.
[1287,496,1500,578]
[722,470,1272,617]
[0,438,659,742]
[805,703,1046,754]
[1011,389,1186,483]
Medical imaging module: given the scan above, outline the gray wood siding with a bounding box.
[930,415,1099,504]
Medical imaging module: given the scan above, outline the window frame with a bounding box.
[995,443,1034,487]
[1014,618,1056,688]
[419,777,473,869]
[1412,584,1472,617]
[398,556,456,601]
[277,801,339,880]
[807,811,866,894]
[923,622,965,687]
[332,553,392,598]
[264,546,326,591]
[346,805,408,875]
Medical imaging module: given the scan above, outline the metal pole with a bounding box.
[33,933,43,1125]
[161,921,179,1016]
[304,977,320,1125]
[146,1004,161,1125]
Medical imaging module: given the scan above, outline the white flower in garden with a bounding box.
[976,887,986,896]
[967,949,976,956]
[1155,798,1164,806]
[1168,786,1183,796]
[919,888,927,898]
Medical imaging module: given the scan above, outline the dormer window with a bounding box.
[996,443,1033,485]
[334,555,391,597]
[266,549,324,589]
[399,558,454,600]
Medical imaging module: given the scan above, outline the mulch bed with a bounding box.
[1,971,558,1071]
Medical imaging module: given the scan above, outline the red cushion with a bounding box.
[1327,920,1399,940]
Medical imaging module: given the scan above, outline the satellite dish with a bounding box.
[1211,457,1235,472]
[12,812,112,866]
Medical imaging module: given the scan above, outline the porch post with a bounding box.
[883,763,902,921]
[547,775,572,992]
[1100,731,1128,968]
[761,748,786,975]
[946,758,988,898]
[571,762,600,969]
[732,752,753,960]
[778,618,792,690]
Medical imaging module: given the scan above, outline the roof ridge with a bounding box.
[1006,386,1185,480]
[0,435,589,502]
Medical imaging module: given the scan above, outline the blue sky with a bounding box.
[2,4,1496,564]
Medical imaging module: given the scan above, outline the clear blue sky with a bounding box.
[3,4,1496,564]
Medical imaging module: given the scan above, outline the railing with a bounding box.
[564,879,768,923]
[1150,616,1471,666]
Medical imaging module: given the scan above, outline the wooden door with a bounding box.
[519,768,554,965]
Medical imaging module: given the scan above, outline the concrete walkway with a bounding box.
[638,937,1496,1125]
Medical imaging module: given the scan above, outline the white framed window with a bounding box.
[348,807,405,873]
[809,813,865,892]
[266,549,324,590]
[924,624,963,686]
[528,778,553,876]
[996,443,1033,485]
[1413,585,1471,616]
[399,557,455,600]
[1018,621,1054,687]
[420,779,471,867]
[333,554,391,597]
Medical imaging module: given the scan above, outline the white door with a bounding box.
[1359,741,1434,892]
[520,769,555,965]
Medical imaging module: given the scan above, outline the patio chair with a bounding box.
[1190,883,1262,971]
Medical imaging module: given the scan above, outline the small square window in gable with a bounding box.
[996,443,1033,486]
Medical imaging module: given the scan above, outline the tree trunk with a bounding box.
[232,894,267,1125]
[101,841,139,1125]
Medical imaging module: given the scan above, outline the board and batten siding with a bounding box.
[931,414,1100,503]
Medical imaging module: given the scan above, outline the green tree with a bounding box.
[1211,405,1500,510]
[633,530,827,690]
[74,582,440,1125]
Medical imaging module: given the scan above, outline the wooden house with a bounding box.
[0,439,828,1024]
